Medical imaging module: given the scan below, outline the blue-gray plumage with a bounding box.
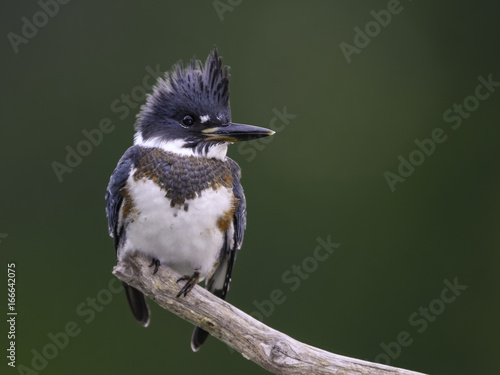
[105,48,273,351]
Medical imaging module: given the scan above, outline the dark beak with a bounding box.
[202,123,275,142]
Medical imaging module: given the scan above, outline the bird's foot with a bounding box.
[149,258,161,275]
[176,272,200,297]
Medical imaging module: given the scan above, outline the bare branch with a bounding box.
[113,253,426,375]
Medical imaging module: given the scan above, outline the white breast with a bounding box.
[119,171,234,280]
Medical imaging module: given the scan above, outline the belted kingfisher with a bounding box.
[105,48,274,351]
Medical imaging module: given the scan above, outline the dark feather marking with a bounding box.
[133,147,233,207]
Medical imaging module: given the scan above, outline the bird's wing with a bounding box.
[191,158,247,351]
[105,146,150,327]
[230,158,247,252]
[207,157,246,297]
[105,146,137,247]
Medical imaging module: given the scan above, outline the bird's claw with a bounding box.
[149,258,161,274]
[176,272,200,297]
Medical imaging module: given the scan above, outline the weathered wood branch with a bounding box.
[113,253,426,375]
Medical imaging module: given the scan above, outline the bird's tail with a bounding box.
[123,282,150,327]
[191,327,210,351]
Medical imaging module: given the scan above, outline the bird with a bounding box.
[105,48,274,351]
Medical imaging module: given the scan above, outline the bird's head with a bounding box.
[134,48,274,159]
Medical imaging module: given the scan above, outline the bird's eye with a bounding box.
[181,115,195,126]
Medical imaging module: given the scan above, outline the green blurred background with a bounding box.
[2,1,499,374]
